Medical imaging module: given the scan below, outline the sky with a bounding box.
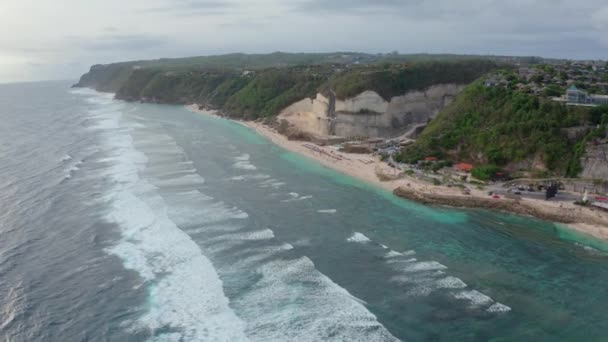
[1,0,607,83]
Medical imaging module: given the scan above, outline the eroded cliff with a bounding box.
[278,84,464,139]
[581,143,608,179]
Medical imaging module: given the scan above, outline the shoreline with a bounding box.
[186,105,608,242]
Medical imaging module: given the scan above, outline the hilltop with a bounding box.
[74,51,538,94]
[74,52,502,120]
[397,68,608,178]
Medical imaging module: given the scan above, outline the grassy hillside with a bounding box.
[107,59,500,120]
[74,52,534,92]
[223,69,326,119]
[396,81,608,176]
[114,66,331,119]
[75,52,372,92]
[324,60,498,100]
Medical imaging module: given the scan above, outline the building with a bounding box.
[566,85,588,103]
[562,85,608,106]
[455,163,474,173]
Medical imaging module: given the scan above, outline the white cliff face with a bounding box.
[581,143,608,180]
[278,84,464,138]
[278,94,330,136]
[335,91,388,114]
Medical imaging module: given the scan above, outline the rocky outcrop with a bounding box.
[393,186,608,227]
[277,84,464,139]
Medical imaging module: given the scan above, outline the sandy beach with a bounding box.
[187,105,608,241]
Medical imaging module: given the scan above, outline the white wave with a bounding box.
[487,302,511,313]
[229,174,271,181]
[384,249,509,313]
[281,192,313,202]
[234,162,257,171]
[317,209,337,214]
[227,243,295,269]
[233,153,257,170]
[81,90,401,340]
[347,232,371,243]
[106,184,249,341]
[232,257,399,342]
[453,290,493,307]
[61,154,72,162]
[63,160,84,180]
[150,173,205,188]
[184,223,246,235]
[436,276,468,289]
[385,250,403,258]
[385,250,415,258]
[453,289,511,313]
[210,229,275,243]
[234,153,250,161]
[402,261,448,273]
[84,92,249,341]
[254,178,286,189]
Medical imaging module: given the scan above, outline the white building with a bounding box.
[562,85,608,106]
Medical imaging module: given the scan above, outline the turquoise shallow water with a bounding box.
[183,108,608,341]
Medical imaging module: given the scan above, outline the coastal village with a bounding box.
[484,60,608,105]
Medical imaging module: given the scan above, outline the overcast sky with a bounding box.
[1,0,607,82]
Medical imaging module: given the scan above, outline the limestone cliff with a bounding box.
[278,84,464,139]
[581,143,608,180]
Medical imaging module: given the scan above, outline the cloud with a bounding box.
[294,0,480,18]
[137,0,238,16]
[3,0,608,83]
[67,33,169,51]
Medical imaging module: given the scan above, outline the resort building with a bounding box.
[559,85,608,106]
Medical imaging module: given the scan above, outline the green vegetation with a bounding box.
[471,165,501,181]
[397,80,596,176]
[324,60,497,100]
[77,54,502,120]
[224,69,325,119]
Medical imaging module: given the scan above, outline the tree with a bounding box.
[544,85,563,97]
[590,105,608,125]
[531,74,544,84]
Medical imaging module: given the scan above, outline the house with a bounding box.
[562,85,608,106]
[485,77,499,87]
[455,163,474,172]
[566,85,588,103]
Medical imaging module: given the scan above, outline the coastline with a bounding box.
[186,105,608,242]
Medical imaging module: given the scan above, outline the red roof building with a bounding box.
[455,163,474,172]
[424,157,439,162]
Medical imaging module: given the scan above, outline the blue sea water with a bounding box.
[1,81,608,341]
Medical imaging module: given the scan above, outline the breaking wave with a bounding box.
[80,91,399,341]
[84,94,249,341]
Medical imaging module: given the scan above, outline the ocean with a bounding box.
[1,80,608,341]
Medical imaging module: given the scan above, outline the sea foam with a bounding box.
[347,232,372,243]
[233,153,257,170]
[86,93,249,341]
